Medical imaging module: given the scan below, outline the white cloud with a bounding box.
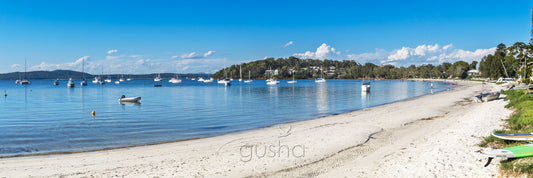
[282,41,294,48]
[293,43,341,59]
[347,49,388,64]
[107,49,118,54]
[106,55,121,60]
[179,50,216,59]
[171,55,179,59]
[10,64,21,70]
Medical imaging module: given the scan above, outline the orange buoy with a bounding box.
[92,111,95,116]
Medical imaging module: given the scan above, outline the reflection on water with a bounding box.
[0,79,454,157]
[316,83,328,113]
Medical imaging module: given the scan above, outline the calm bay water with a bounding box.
[0,78,453,157]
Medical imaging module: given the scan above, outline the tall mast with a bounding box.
[82,57,85,79]
[24,59,27,80]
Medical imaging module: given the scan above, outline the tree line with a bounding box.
[214,42,533,81]
[213,56,478,80]
[478,42,533,82]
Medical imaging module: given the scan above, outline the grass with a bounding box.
[480,89,533,176]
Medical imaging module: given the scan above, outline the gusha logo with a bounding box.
[239,125,305,162]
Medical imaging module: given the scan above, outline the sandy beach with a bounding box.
[0,80,511,177]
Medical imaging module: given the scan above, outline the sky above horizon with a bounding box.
[1,0,532,74]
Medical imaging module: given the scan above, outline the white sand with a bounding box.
[0,80,511,177]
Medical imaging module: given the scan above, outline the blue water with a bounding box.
[0,79,453,157]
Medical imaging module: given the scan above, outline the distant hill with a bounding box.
[0,70,211,80]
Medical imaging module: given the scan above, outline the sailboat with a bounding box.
[315,67,326,83]
[115,75,121,84]
[80,57,87,86]
[287,70,297,84]
[218,67,231,86]
[266,67,279,85]
[244,71,253,83]
[105,73,112,83]
[169,73,182,83]
[20,60,30,85]
[154,73,162,82]
[98,67,105,85]
[15,72,21,84]
[67,78,75,88]
[239,65,243,82]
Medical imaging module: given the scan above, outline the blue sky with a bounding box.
[0,0,531,74]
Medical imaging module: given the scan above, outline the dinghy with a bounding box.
[118,95,141,102]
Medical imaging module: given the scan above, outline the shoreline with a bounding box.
[0,79,453,159]
[0,80,509,177]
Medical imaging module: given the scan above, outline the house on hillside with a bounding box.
[467,69,480,76]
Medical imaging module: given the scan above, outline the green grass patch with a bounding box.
[481,89,533,176]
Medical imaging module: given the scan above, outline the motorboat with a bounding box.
[53,79,60,86]
[267,79,280,85]
[115,81,120,84]
[361,81,371,92]
[67,78,75,88]
[118,95,141,103]
[198,77,205,82]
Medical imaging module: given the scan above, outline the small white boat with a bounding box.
[126,78,133,81]
[198,77,205,82]
[20,79,31,85]
[244,71,253,83]
[287,70,297,84]
[315,67,326,83]
[115,81,120,84]
[267,79,280,85]
[118,95,141,102]
[67,78,75,88]
[169,77,182,83]
[218,79,230,85]
[315,78,326,83]
[191,78,196,81]
[154,73,162,82]
[119,75,125,82]
[361,81,371,92]
[19,60,31,85]
[53,79,60,86]
[203,78,214,83]
[92,77,101,84]
[105,77,112,83]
